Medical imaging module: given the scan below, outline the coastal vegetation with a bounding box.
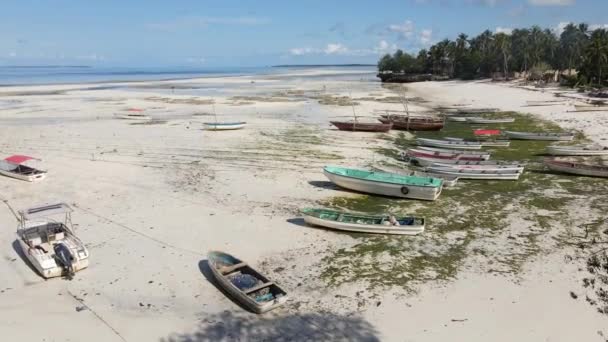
[377,23,608,87]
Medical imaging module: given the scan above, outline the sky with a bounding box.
[0,0,607,67]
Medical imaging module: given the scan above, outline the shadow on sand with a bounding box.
[307,180,339,190]
[286,218,307,228]
[11,239,44,278]
[161,310,380,342]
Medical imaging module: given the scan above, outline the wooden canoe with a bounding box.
[417,138,483,150]
[504,131,575,141]
[323,166,443,201]
[406,148,491,161]
[330,121,392,132]
[444,137,510,147]
[378,117,444,131]
[301,208,425,235]
[425,166,522,180]
[544,159,608,178]
[546,144,608,156]
[415,146,492,157]
[207,251,288,313]
[407,155,519,168]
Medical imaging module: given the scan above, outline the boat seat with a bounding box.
[245,281,274,295]
[28,236,42,247]
[220,262,247,275]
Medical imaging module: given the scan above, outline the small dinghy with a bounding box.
[444,137,510,147]
[204,122,247,131]
[417,138,482,150]
[114,113,151,120]
[407,155,516,168]
[207,251,288,313]
[504,131,575,141]
[544,159,608,178]
[323,166,443,201]
[330,121,392,132]
[16,203,89,278]
[301,208,425,235]
[546,144,608,156]
[0,155,46,182]
[405,148,491,162]
[466,117,515,124]
[415,146,492,158]
[426,166,523,180]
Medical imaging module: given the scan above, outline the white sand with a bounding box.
[0,71,607,341]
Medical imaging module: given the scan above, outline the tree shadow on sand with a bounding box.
[161,310,380,342]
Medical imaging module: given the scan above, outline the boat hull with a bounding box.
[0,169,46,182]
[426,167,522,180]
[378,118,444,131]
[414,146,491,159]
[466,118,515,124]
[372,165,459,187]
[114,115,151,120]
[504,131,574,141]
[544,160,608,178]
[546,146,608,156]
[17,238,89,279]
[204,122,247,130]
[417,138,482,150]
[302,212,424,235]
[330,121,392,132]
[323,169,442,201]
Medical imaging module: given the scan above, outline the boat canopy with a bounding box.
[19,203,73,221]
[4,155,38,164]
[474,129,501,136]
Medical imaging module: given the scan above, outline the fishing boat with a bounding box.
[429,163,524,172]
[409,147,491,160]
[330,121,392,132]
[378,115,444,131]
[204,122,247,130]
[417,138,483,150]
[425,167,522,180]
[546,144,608,156]
[504,131,575,141]
[447,116,468,122]
[544,159,608,178]
[573,104,608,112]
[0,155,46,182]
[454,108,499,114]
[301,208,425,235]
[407,155,514,167]
[415,146,492,156]
[444,137,510,147]
[16,203,89,279]
[466,117,515,124]
[372,165,459,187]
[114,113,152,120]
[207,251,288,313]
[323,166,443,201]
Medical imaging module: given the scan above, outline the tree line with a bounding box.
[377,23,608,87]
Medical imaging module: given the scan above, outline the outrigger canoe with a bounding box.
[301,208,425,235]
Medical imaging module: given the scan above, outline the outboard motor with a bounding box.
[53,243,75,280]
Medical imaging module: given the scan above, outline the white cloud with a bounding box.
[148,16,269,31]
[496,27,513,34]
[289,47,318,56]
[420,29,433,46]
[324,43,349,55]
[528,0,574,6]
[8,51,17,58]
[374,40,398,54]
[589,24,608,31]
[388,20,415,39]
[186,57,206,64]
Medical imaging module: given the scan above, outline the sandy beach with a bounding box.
[1,68,607,341]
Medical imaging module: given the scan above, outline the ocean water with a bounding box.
[0,65,376,86]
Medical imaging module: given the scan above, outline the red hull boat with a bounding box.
[378,117,444,131]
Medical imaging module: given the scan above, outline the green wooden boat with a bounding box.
[301,208,425,235]
[323,166,443,200]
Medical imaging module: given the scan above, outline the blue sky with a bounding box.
[1,0,606,67]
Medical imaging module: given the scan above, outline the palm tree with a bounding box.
[585,29,608,85]
[495,33,511,78]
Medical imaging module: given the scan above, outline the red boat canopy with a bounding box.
[4,155,37,164]
[474,129,501,136]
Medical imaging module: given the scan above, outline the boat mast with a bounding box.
[349,90,357,131]
[400,86,410,130]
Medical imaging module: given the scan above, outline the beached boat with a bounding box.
[378,115,444,131]
[0,155,46,182]
[454,108,499,114]
[425,167,522,180]
[323,166,443,201]
[546,144,608,156]
[16,203,89,279]
[330,121,392,132]
[114,113,151,120]
[574,104,608,111]
[429,163,524,172]
[417,138,483,150]
[404,149,489,163]
[207,251,288,313]
[504,131,575,141]
[372,164,459,187]
[544,159,608,178]
[444,137,510,147]
[415,146,492,157]
[407,155,516,168]
[204,122,247,130]
[466,117,515,124]
[301,208,425,235]
[474,129,502,136]
[409,147,491,160]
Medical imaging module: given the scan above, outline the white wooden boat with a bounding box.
[417,138,482,150]
[544,159,608,178]
[426,167,522,180]
[407,156,517,168]
[430,163,524,172]
[208,251,288,313]
[447,116,468,122]
[204,122,247,131]
[16,203,89,279]
[466,117,515,124]
[372,165,459,187]
[504,131,575,141]
[444,137,510,147]
[323,166,443,201]
[301,208,425,235]
[574,104,608,111]
[415,146,492,157]
[454,108,499,114]
[404,149,490,163]
[546,144,608,156]
[114,113,151,120]
[0,155,46,182]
